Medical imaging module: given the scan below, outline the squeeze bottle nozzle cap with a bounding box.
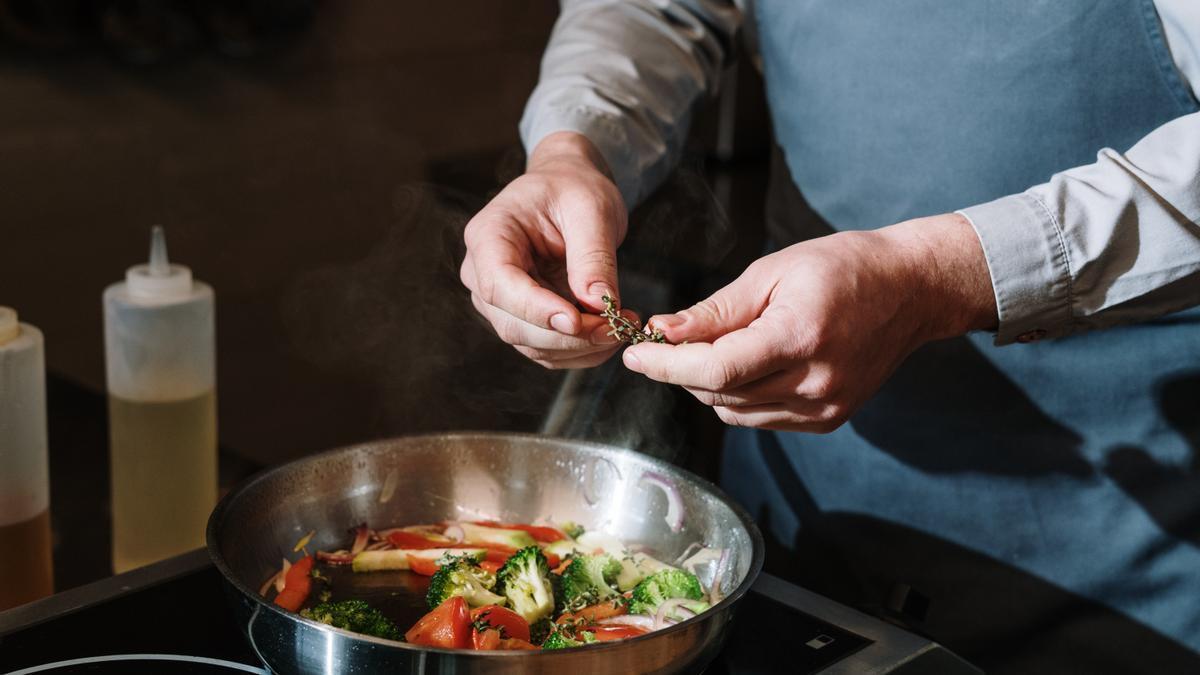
[0,306,17,345]
[127,226,192,301]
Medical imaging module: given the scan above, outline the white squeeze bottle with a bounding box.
[0,306,54,609]
[104,226,216,573]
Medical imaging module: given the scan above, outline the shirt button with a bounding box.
[1016,329,1047,343]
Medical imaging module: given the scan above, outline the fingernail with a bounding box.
[623,349,642,371]
[590,323,616,345]
[589,283,612,301]
[653,313,686,329]
[550,313,573,334]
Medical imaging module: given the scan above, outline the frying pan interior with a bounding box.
[208,433,763,673]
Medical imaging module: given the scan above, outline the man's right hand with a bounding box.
[460,131,631,369]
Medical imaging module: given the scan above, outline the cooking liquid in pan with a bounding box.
[0,508,54,610]
[312,565,434,630]
[109,390,217,573]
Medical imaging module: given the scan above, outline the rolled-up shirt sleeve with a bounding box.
[520,0,741,208]
[960,110,1200,345]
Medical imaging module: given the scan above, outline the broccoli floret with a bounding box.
[529,616,554,645]
[495,545,554,623]
[628,568,704,615]
[300,599,401,640]
[426,555,506,609]
[540,627,597,650]
[560,521,585,539]
[559,553,622,611]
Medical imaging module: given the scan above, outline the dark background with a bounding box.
[0,0,771,590]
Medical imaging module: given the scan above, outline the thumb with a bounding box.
[649,273,768,344]
[561,216,621,313]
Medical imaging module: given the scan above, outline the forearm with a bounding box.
[874,214,999,341]
[520,0,740,208]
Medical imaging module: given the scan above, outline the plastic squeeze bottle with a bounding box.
[104,226,216,573]
[0,306,54,608]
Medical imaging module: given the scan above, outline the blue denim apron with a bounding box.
[726,1,1200,671]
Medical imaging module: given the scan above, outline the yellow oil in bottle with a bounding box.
[0,508,54,610]
[108,390,216,573]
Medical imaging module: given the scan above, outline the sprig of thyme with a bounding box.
[601,295,666,345]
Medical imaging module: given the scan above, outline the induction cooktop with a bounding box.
[0,549,977,674]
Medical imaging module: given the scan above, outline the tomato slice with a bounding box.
[388,530,449,549]
[479,560,502,574]
[473,521,565,543]
[484,548,514,564]
[498,637,540,650]
[471,605,531,642]
[588,624,648,641]
[472,627,502,650]
[407,554,442,576]
[406,597,472,649]
[555,599,627,625]
[273,555,313,612]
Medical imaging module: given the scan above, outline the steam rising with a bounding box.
[281,156,735,463]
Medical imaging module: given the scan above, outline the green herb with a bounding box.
[601,295,666,345]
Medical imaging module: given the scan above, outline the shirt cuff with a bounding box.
[519,103,642,210]
[957,193,1076,345]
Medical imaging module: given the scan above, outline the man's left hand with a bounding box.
[622,213,998,432]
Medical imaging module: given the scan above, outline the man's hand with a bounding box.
[461,131,633,369]
[622,213,998,431]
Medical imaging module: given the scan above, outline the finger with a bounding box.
[559,200,622,312]
[684,367,808,407]
[622,321,785,390]
[468,216,582,334]
[645,264,772,344]
[471,293,618,350]
[516,345,618,370]
[713,403,843,433]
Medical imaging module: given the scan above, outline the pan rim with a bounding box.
[206,431,765,658]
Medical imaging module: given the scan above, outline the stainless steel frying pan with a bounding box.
[207,433,764,674]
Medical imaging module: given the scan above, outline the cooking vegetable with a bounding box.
[273,555,313,612]
[471,605,531,642]
[473,521,565,543]
[406,596,472,649]
[351,547,485,573]
[589,624,648,641]
[628,569,703,615]
[555,598,627,625]
[615,551,673,592]
[495,545,555,623]
[459,522,537,549]
[386,530,452,549]
[559,553,622,612]
[529,616,554,644]
[303,518,722,649]
[300,599,401,640]
[426,554,506,609]
[540,625,597,650]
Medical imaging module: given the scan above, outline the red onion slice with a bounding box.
[316,550,356,565]
[258,570,281,597]
[639,472,685,533]
[708,548,731,605]
[274,558,292,594]
[349,524,370,555]
[654,598,692,630]
[598,615,656,630]
[443,522,465,543]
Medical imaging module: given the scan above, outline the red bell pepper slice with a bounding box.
[273,555,313,612]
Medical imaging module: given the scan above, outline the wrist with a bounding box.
[528,131,614,182]
[878,213,999,341]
